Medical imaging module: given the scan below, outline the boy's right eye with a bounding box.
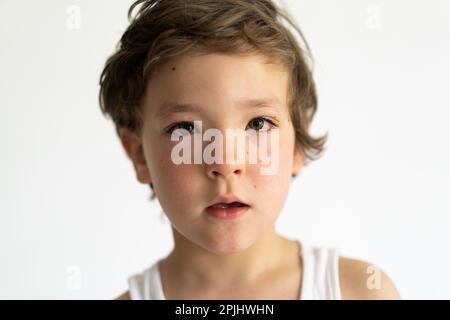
[166,121,195,135]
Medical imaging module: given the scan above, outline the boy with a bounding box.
[99,0,400,299]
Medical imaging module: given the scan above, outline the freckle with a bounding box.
[253,184,256,188]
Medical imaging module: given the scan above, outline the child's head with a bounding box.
[99,0,327,253]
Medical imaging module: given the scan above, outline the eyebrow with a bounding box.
[155,97,282,119]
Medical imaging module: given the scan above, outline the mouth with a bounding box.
[205,203,250,220]
[207,194,249,207]
[206,195,250,220]
[208,201,249,208]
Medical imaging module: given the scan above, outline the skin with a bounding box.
[117,50,401,300]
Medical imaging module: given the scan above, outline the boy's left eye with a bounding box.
[246,117,277,131]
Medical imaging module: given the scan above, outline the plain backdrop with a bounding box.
[1,0,449,299]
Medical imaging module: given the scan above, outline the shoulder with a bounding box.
[115,290,131,300]
[338,256,401,300]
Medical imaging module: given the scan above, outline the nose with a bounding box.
[206,161,244,180]
[203,125,248,180]
[205,140,246,180]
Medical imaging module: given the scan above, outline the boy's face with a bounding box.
[119,51,303,254]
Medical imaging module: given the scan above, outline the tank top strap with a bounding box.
[299,245,342,300]
[128,260,165,300]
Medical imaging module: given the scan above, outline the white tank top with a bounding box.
[127,243,342,300]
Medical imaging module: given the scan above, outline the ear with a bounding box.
[118,127,151,184]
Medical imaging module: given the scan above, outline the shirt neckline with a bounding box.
[153,240,308,300]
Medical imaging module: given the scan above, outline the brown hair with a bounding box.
[99,0,328,201]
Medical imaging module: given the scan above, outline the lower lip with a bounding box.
[205,205,249,220]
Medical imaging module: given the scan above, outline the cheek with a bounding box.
[147,143,205,215]
[251,128,295,181]
[153,149,195,195]
[249,129,295,211]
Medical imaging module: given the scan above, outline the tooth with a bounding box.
[212,203,228,208]
[210,201,247,209]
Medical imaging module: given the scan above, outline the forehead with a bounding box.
[143,51,290,118]
[151,51,288,90]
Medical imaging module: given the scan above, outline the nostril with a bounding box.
[210,168,241,177]
[232,169,242,175]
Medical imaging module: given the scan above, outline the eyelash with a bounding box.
[165,116,279,136]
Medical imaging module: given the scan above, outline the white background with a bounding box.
[1,0,449,299]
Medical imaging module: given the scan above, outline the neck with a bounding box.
[162,226,296,288]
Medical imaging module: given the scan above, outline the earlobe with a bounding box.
[118,127,135,160]
[118,127,152,184]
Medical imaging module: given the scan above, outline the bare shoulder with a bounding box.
[115,290,131,300]
[338,256,401,300]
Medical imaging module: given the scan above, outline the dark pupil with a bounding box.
[251,118,263,130]
[180,122,193,132]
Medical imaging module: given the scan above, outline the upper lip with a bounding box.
[207,194,249,207]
